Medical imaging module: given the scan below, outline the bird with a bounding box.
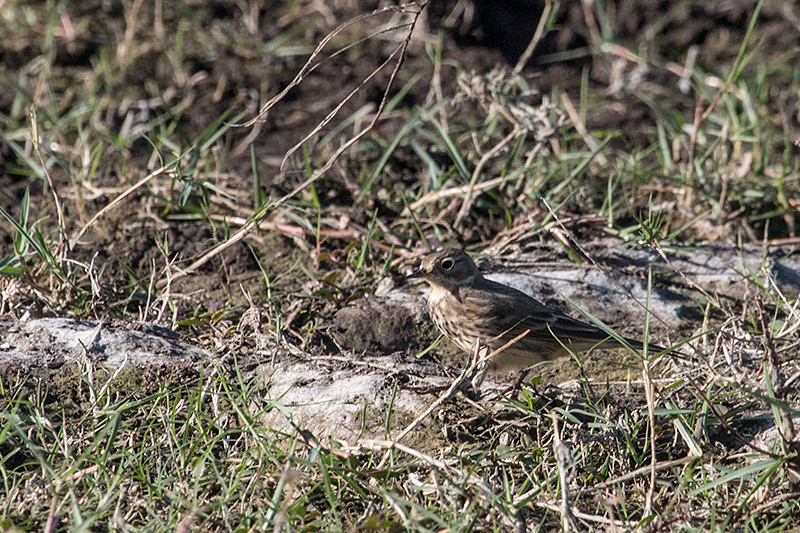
[408,248,664,391]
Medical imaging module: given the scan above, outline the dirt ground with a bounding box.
[2,0,795,302]
[1,0,799,445]
[3,1,800,530]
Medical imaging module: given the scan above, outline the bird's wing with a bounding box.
[467,280,635,347]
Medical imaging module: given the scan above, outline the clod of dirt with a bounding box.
[332,292,429,355]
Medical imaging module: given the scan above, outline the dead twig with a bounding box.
[239,4,422,130]
[403,174,525,215]
[31,107,68,260]
[551,411,577,533]
[454,122,521,228]
[512,0,552,74]
[643,352,658,521]
[71,165,170,249]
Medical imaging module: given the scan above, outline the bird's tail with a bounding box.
[613,337,669,355]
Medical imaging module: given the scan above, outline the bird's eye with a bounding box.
[441,259,454,270]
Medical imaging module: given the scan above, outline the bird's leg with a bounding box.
[502,369,531,399]
[470,341,489,395]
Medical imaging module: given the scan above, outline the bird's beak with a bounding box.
[406,268,424,279]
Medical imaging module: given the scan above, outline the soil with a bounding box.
[1,0,799,443]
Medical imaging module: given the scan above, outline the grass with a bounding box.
[2,362,796,530]
[1,0,800,531]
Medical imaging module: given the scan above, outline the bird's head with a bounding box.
[407,248,482,291]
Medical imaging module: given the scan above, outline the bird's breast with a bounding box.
[427,286,481,353]
[427,284,450,308]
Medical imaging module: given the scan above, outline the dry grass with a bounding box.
[1,0,799,531]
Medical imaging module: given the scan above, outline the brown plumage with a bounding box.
[408,248,662,388]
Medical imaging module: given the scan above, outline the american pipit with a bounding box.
[408,248,663,390]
